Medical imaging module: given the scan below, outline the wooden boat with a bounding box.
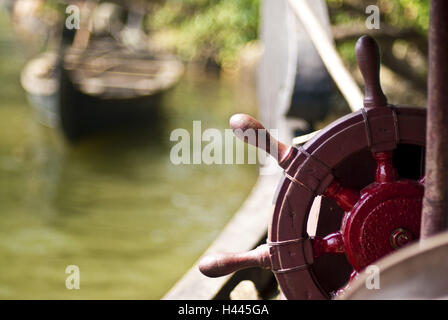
[21,2,184,141]
[59,40,184,140]
[21,43,183,141]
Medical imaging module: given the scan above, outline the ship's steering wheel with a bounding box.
[199,36,426,299]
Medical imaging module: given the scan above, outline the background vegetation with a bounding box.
[327,0,429,101]
[146,0,428,70]
[26,0,432,98]
[145,0,260,69]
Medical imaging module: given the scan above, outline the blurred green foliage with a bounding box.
[327,0,429,32]
[336,39,358,66]
[147,0,260,68]
[147,0,429,68]
[327,0,429,66]
[386,0,429,33]
[32,0,431,69]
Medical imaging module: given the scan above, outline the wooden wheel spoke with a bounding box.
[312,232,345,258]
[373,151,398,183]
[324,179,360,211]
[198,244,271,278]
[229,114,294,168]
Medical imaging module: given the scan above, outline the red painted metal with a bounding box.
[313,232,344,258]
[318,148,424,272]
[314,151,424,274]
[340,178,423,271]
[324,180,359,212]
[390,228,413,249]
[373,151,398,183]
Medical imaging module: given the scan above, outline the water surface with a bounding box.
[0,12,258,299]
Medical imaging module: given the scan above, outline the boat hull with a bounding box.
[59,66,166,141]
[22,49,183,141]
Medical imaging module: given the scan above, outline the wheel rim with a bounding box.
[270,106,426,299]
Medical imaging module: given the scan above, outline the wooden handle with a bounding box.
[355,35,387,109]
[198,245,271,278]
[229,114,291,164]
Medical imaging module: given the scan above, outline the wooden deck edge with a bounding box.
[162,170,283,300]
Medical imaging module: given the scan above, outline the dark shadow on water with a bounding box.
[63,102,171,150]
[59,65,173,145]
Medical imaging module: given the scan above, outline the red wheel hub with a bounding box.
[341,179,423,271]
[316,150,425,273]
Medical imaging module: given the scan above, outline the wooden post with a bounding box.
[421,0,448,239]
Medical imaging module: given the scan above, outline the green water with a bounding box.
[0,13,258,299]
